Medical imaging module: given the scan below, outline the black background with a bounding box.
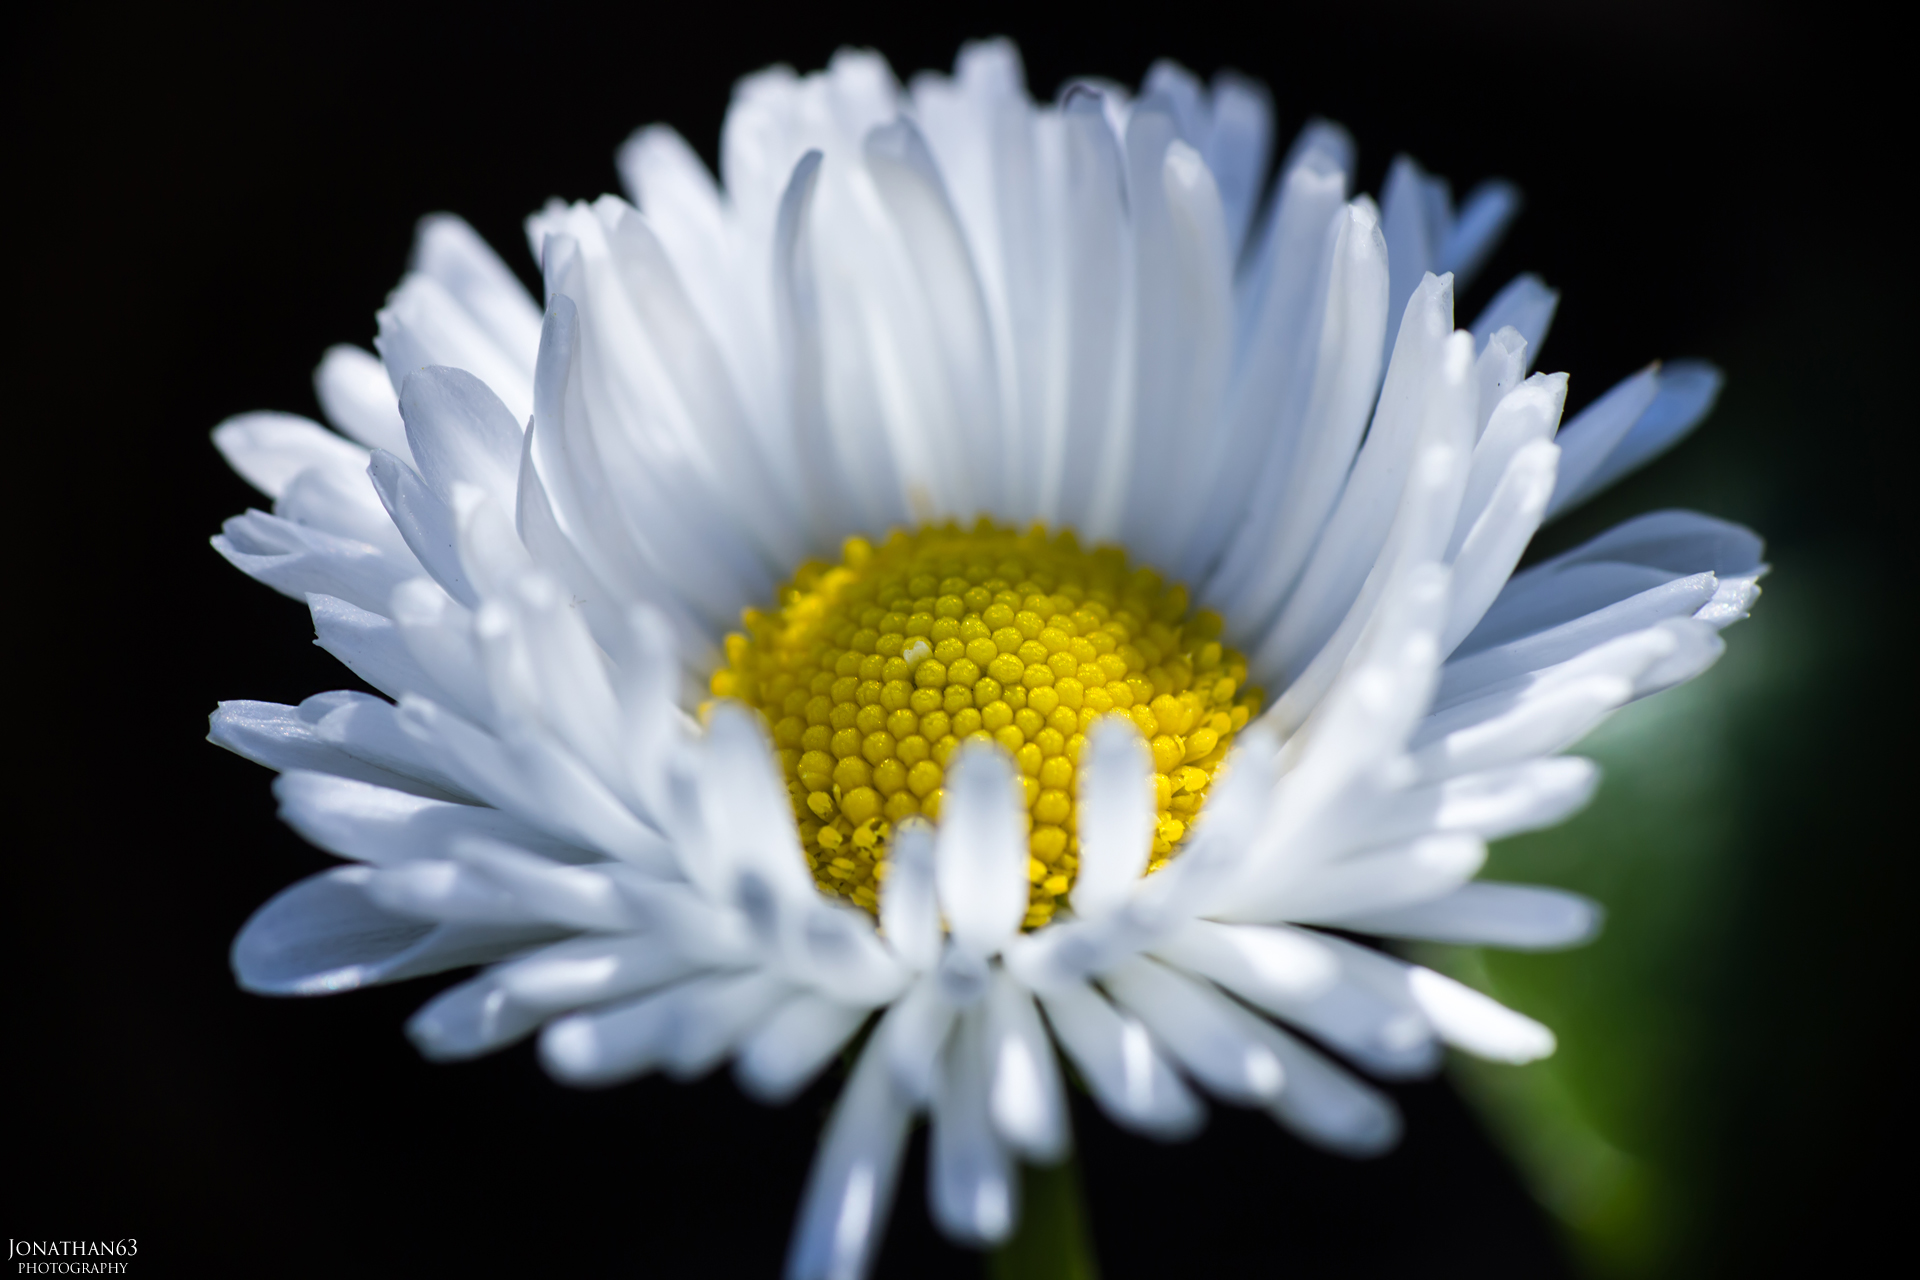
[9,3,1906,1277]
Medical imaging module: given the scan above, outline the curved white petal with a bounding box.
[540,969,789,1087]
[934,745,1029,957]
[213,411,369,500]
[1263,1024,1402,1156]
[1335,882,1602,950]
[736,993,873,1104]
[210,692,473,802]
[786,1012,914,1280]
[1103,956,1287,1105]
[272,770,584,866]
[930,1004,1018,1245]
[1406,966,1555,1062]
[213,512,415,616]
[1038,981,1203,1139]
[1440,438,1560,656]
[315,344,410,459]
[231,865,558,996]
[984,967,1068,1163]
[1469,272,1558,363]
[879,819,941,972]
[1071,718,1156,921]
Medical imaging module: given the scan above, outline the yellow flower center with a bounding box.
[709,521,1263,929]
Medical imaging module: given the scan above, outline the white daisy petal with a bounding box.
[770,149,860,542]
[1468,272,1559,362]
[1205,198,1387,627]
[531,290,743,626]
[1522,507,1766,584]
[376,270,535,426]
[1413,673,1632,778]
[1543,362,1663,517]
[510,422,632,655]
[315,344,410,459]
[1262,1024,1402,1157]
[1275,937,1447,1078]
[498,572,625,789]
[413,916,747,1063]
[1438,572,1720,704]
[1248,559,1451,886]
[879,819,941,972]
[1072,718,1156,921]
[883,973,957,1106]
[1265,834,1488,922]
[1450,371,1567,557]
[540,969,790,1086]
[212,411,368,500]
[1103,955,1287,1105]
[735,993,873,1104]
[452,482,536,603]
[611,604,702,823]
[524,294,651,594]
[864,118,1003,520]
[1257,417,1465,723]
[210,692,473,802]
[1574,359,1724,501]
[1161,925,1436,1079]
[1469,326,1529,441]
[398,365,524,515]
[212,511,415,615]
[1037,980,1204,1139]
[1186,135,1350,582]
[367,448,476,607]
[1303,758,1599,861]
[1122,128,1233,569]
[1379,157,1441,362]
[1150,920,1340,1007]
[396,695,675,874]
[1257,273,1465,681]
[1464,561,1689,654]
[1334,881,1603,950]
[271,770,585,866]
[446,835,664,929]
[934,745,1029,957]
[388,579,493,724]
[930,1004,1019,1245]
[409,214,544,375]
[786,1018,914,1280]
[1406,966,1555,1062]
[1200,73,1275,261]
[231,865,559,996]
[1435,179,1521,289]
[361,858,556,926]
[616,125,770,432]
[309,591,461,705]
[406,971,554,1060]
[598,200,800,557]
[984,967,1068,1163]
[1440,438,1561,655]
[274,459,415,561]
[1043,93,1130,534]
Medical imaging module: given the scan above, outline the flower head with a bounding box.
[209,39,1762,1278]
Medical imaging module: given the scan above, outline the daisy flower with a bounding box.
[207,39,1762,1279]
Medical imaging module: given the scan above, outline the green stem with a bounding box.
[988,1153,1099,1280]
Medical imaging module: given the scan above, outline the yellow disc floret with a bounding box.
[708,521,1264,929]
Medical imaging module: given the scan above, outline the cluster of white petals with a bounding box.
[208,40,1761,1278]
